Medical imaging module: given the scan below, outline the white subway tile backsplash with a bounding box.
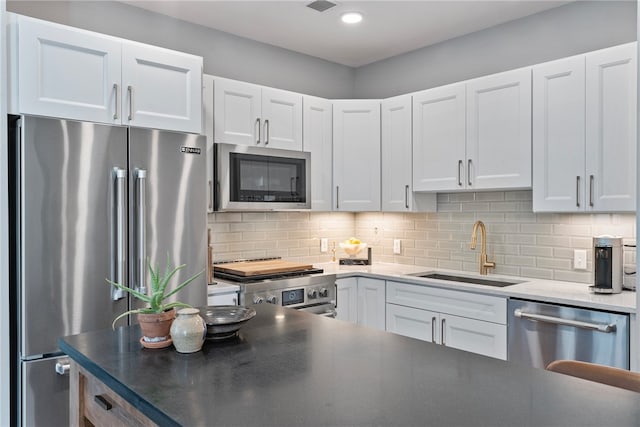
[208,191,635,284]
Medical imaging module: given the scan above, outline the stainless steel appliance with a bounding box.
[8,115,207,426]
[213,258,336,317]
[214,143,311,211]
[508,299,629,370]
[591,236,623,294]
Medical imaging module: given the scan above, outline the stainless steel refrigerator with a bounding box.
[9,115,207,426]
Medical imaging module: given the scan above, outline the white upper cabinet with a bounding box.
[412,68,531,192]
[533,55,586,211]
[333,100,381,212]
[17,15,121,124]
[382,95,414,211]
[466,68,532,190]
[585,43,637,212]
[303,96,333,211]
[214,77,303,150]
[122,42,202,133]
[412,83,466,192]
[262,88,303,150]
[533,43,636,212]
[16,15,202,133]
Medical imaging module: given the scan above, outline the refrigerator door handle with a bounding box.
[136,169,147,295]
[112,168,127,301]
[136,169,147,294]
[54,357,71,376]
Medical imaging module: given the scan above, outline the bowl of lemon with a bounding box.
[339,238,367,257]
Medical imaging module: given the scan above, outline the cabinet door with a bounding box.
[203,75,214,212]
[466,68,532,190]
[333,100,381,211]
[335,278,358,323]
[357,278,386,331]
[532,56,586,212]
[303,96,333,211]
[214,78,261,145]
[262,88,303,150]
[412,83,466,191]
[122,42,202,133]
[386,304,438,343]
[585,43,637,212]
[18,15,121,124]
[382,95,413,211]
[441,314,507,360]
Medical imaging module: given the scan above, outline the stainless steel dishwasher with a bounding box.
[508,299,629,369]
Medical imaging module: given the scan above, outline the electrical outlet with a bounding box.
[574,249,587,270]
[320,238,328,253]
[393,239,401,254]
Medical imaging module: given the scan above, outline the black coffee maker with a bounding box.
[590,236,623,294]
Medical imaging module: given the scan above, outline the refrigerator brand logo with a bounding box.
[180,146,201,155]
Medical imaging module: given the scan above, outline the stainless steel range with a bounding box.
[213,258,337,317]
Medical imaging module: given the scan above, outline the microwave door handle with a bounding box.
[290,177,295,195]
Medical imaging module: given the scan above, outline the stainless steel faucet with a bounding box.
[470,220,495,275]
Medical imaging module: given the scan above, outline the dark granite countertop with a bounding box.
[60,305,640,426]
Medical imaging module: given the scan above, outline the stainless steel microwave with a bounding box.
[214,143,311,211]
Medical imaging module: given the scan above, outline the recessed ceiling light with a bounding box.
[341,12,363,24]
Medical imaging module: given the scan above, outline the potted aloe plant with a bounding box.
[107,254,204,348]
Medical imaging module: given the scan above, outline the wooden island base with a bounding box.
[70,361,157,427]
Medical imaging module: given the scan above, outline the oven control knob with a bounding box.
[253,296,264,304]
[307,289,318,299]
[318,288,328,298]
[266,295,278,304]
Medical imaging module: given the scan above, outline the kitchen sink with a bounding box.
[411,272,523,287]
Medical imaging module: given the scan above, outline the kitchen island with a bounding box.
[60,304,640,427]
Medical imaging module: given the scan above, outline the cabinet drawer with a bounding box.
[81,366,156,427]
[386,281,506,324]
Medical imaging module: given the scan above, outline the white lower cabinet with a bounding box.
[335,278,385,331]
[385,281,507,360]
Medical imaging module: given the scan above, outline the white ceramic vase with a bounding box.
[170,308,206,353]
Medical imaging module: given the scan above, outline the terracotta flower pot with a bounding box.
[138,309,176,348]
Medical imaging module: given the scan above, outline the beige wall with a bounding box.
[209,190,635,285]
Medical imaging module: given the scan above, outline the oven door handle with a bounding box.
[320,309,337,318]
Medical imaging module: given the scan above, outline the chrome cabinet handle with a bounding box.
[127,86,133,121]
[405,185,410,209]
[264,119,270,145]
[112,168,127,301]
[441,318,446,345]
[136,169,147,295]
[576,176,580,207]
[256,118,261,144]
[113,83,119,120]
[589,175,594,207]
[431,316,437,343]
[467,159,472,187]
[336,186,340,210]
[458,160,463,186]
[514,309,616,333]
[55,358,71,376]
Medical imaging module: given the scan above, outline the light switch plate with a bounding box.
[320,238,328,253]
[574,249,587,270]
[393,239,401,254]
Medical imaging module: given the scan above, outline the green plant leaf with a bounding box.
[163,269,205,300]
[148,257,159,294]
[111,308,145,330]
[158,264,185,296]
[105,279,151,303]
[162,302,192,311]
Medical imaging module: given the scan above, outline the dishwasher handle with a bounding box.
[514,309,616,333]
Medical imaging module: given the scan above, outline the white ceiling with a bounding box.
[122,0,573,67]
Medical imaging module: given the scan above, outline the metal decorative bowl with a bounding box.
[198,306,257,340]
